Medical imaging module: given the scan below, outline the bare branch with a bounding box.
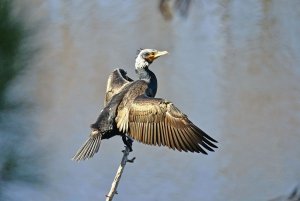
[105,146,134,201]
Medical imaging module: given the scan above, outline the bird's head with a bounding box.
[135,49,168,70]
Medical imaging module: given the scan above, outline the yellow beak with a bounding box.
[153,50,168,59]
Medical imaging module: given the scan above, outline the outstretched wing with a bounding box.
[126,96,218,154]
[105,68,133,106]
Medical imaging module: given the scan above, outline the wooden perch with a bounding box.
[105,146,135,201]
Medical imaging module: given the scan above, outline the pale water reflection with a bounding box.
[3,1,300,201]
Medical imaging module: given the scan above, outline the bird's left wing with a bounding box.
[105,68,133,106]
[126,95,218,154]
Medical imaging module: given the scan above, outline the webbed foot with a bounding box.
[122,135,133,152]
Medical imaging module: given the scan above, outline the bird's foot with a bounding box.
[126,136,133,152]
[127,143,133,152]
[122,135,133,152]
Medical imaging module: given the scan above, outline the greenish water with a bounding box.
[0,0,42,200]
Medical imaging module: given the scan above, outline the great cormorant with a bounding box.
[72,49,217,161]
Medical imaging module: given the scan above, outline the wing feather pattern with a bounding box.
[104,68,133,106]
[127,96,218,153]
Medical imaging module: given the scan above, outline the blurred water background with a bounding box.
[0,0,299,201]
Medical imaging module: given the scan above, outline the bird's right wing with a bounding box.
[104,68,133,106]
[126,95,218,154]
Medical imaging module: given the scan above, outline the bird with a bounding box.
[72,49,218,161]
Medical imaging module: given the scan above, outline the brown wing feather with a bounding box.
[127,96,218,154]
[104,68,133,106]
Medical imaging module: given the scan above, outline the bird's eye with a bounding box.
[144,53,149,57]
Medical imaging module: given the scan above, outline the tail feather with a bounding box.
[72,134,102,161]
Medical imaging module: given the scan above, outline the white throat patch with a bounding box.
[135,57,149,69]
